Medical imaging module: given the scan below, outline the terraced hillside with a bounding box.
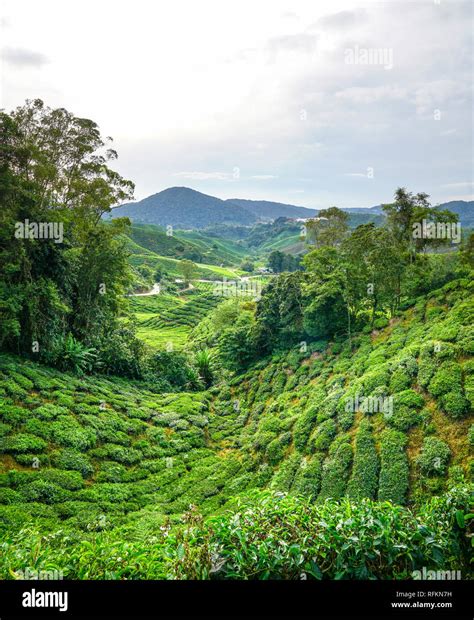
[0,278,472,579]
[128,224,250,266]
[130,285,224,349]
[128,250,240,281]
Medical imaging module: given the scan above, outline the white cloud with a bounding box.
[1,0,471,207]
[2,46,49,67]
[440,182,474,189]
[173,171,235,181]
[335,85,407,104]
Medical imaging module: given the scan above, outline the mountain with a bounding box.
[341,206,384,214]
[343,201,474,226]
[226,198,318,220]
[108,187,474,230]
[108,187,257,229]
[434,201,474,227]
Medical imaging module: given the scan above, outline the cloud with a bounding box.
[2,46,49,68]
[250,175,278,180]
[314,9,367,30]
[335,85,407,104]
[266,33,318,57]
[440,182,474,189]
[173,171,235,181]
[344,173,369,178]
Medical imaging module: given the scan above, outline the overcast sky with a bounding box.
[1,0,472,208]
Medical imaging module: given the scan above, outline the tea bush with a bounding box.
[347,420,379,500]
[417,438,451,475]
[378,430,409,505]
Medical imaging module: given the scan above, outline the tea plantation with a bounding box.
[0,278,472,579]
[130,285,224,349]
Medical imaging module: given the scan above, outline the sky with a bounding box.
[0,0,473,208]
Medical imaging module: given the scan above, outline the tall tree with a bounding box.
[306,207,349,248]
[0,100,135,364]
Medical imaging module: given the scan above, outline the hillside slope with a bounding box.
[108,187,256,229]
[0,279,471,529]
[0,278,472,579]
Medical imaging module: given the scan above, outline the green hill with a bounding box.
[128,224,249,267]
[0,278,471,579]
[108,187,256,229]
[130,285,224,349]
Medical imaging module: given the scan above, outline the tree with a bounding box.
[0,100,137,372]
[179,259,197,285]
[10,98,134,220]
[218,310,256,371]
[306,207,349,248]
[240,260,255,272]
[382,188,429,245]
[267,250,300,273]
[302,247,348,339]
[342,224,403,323]
[267,250,285,273]
[194,348,216,387]
[254,271,305,351]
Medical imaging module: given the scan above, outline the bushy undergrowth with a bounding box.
[0,487,471,580]
[166,488,472,580]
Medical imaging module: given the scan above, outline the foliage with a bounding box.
[417,437,451,476]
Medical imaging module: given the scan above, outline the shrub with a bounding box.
[291,455,323,500]
[32,404,69,420]
[440,391,469,418]
[20,480,70,504]
[362,369,389,394]
[0,488,22,504]
[293,408,317,452]
[417,437,451,476]
[47,334,99,374]
[89,443,141,465]
[428,362,462,397]
[389,369,411,392]
[167,488,473,580]
[96,462,128,483]
[51,449,94,478]
[2,433,47,454]
[38,469,84,491]
[318,438,353,500]
[270,453,301,492]
[378,429,409,505]
[347,420,379,500]
[388,406,423,431]
[0,405,28,425]
[28,417,97,451]
[309,419,337,452]
[394,389,424,409]
[266,433,291,465]
[417,357,436,388]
